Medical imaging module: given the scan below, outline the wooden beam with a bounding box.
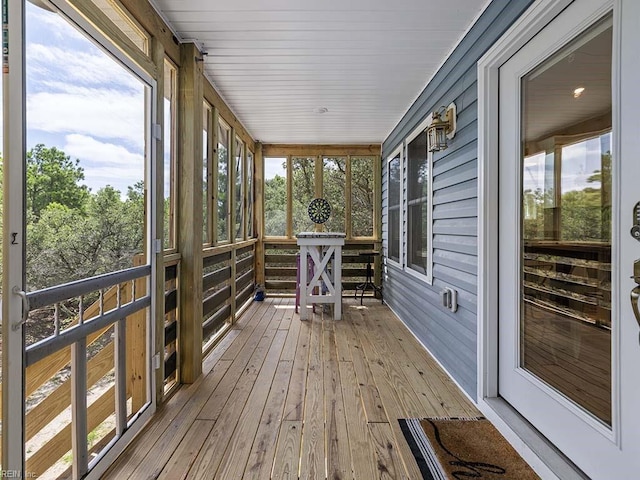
[314,155,323,233]
[286,156,293,238]
[345,156,353,238]
[229,128,238,323]
[263,144,381,157]
[177,42,204,383]
[254,143,265,286]
[119,0,181,64]
[152,37,167,402]
[374,155,383,288]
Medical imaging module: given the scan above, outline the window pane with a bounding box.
[351,157,374,237]
[388,153,401,262]
[560,133,611,242]
[264,157,287,237]
[217,121,230,242]
[203,103,210,244]
[520,19,612,424]
[247,151,254,238]
[407,133,429,275]
[292,157,316,234]
[163,59,176,249]
[323,157,346,233]
[235,137,245,240]
[25,3,147,291]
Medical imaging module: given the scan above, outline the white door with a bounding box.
[498,0,640,477]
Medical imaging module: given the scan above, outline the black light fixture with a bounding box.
[426,103,457,152]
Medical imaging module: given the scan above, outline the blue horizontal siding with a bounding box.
[381,0,535,400]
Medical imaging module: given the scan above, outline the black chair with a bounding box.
[354,250,383,305]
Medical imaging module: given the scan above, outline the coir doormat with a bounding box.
[398,417,540,480]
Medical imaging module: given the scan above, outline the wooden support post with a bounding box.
[212,107,219,245]
[128,255,147,412]
[286,156,293,238]
[229,128,238,323]
[152,37,166,403]
[374,154,383,290]
[346,156,353,238]
[315,155,323,232]
[177,42,204,383]
[254,142,265,286]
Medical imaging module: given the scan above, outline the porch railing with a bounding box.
[16,265,151,478]
[202,240,256,352]
[264,240,381,293]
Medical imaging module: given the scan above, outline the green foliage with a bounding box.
[264,173,286,236]
[27,185,144,290]
[26,144,90,219]
[217,145,229,241]
[22,146,145,291]
[291,158,315,234]
[523,153,611,242]
[263,156,375,237]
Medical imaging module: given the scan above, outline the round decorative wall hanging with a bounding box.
[308,197,331,224]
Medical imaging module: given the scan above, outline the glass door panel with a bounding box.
[520,17,612,425]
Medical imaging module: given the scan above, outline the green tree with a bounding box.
[26,144,90,219]
[264,174,286,236]
[322,157,346,233]
[291,158,315,234]
[561,187,604,241]
[27,185,145,290]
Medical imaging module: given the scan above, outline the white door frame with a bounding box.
[2,0,27,474]
[478,0,640,477]
[2,1,159,476]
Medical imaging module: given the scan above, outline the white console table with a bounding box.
[296,232,346,320]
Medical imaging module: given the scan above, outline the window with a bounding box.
[351,157,375,237]
[203,103,211,244]
[217,119,230,242]
[247,150,254,238]
[322,157,346,233]
[235,136,245,240]
[262,152,379,240]
[163,59,177,250]
[264,157,287,237]
[385,115,444,281]
[292,157,316,235]
[387,149,402,264]
[406,129,431,279]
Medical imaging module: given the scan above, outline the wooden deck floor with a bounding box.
[104,297,479,479]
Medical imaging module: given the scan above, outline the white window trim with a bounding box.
[403,114,434,285]
[386,145,403,269]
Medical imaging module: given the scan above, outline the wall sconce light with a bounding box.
[426,102,457,152]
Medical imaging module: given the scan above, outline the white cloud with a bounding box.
[27,88,145,149]
[28,43,142,91]
[63,134,144,196]
[27,4,86,43]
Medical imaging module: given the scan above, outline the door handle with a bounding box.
[12,286,29,331]
[632,286,640,328]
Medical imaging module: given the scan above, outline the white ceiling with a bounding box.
[152,0,488,144]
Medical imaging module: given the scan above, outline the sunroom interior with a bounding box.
[0,0,607,478]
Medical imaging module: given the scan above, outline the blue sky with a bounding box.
[21,1,146,197]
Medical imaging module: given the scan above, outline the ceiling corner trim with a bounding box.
[146,0,183,43]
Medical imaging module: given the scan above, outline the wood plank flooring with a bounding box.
[104,297,479,479]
